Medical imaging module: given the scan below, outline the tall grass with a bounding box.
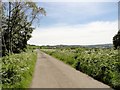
[42,48,120,90]
[0,51,37,88]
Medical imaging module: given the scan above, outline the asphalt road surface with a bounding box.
[30,50,111,88]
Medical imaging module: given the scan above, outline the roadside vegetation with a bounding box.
[1,2,46,56]
[1,1,45,88]
[1,1,120,89]
[1,49,37,88]
[42,47,120,90]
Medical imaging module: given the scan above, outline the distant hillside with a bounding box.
[83,44,113,48]
[40,44,113,49]
[55,44,113,48]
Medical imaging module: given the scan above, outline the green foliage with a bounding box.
[27,44,40,51]
[42,48,120,90]
[2,2,46,56]
[0,51,37,88]
[113,30,120,49]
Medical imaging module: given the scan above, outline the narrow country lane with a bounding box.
[30,50,112,88]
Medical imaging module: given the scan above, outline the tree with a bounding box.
[2,1,46,56]
[113,30,120,49]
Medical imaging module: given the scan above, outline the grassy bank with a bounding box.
[1,50,37,88]
[42,48,120,90]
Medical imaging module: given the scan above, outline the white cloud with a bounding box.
[28,20,118,46]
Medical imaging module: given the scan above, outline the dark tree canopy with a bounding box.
[1,1,46,56]
[113,30,120,49]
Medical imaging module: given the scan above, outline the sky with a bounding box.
[28,1,119,46]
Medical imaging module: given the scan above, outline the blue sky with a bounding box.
[28,1,118,45]
[37,2,117,28]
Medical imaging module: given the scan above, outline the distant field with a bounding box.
[41,47,120,89]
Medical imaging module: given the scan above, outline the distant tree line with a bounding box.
[1,1,46,56]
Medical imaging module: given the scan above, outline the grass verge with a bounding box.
[0,51,37,88]
[42,48,120,90]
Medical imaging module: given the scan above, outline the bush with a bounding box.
[1,51,37,88]
[42,48,120,90]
